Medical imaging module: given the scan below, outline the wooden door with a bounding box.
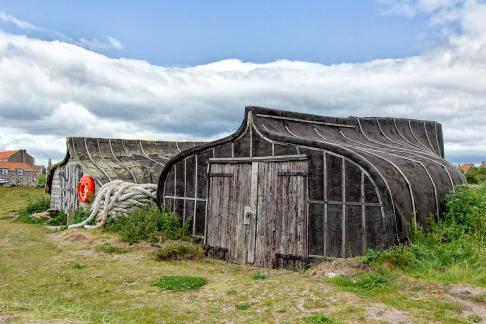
[206,158,308,269]
[206,162,254,263]
[255,160,308,269]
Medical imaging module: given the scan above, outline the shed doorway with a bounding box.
[205,156,309,269]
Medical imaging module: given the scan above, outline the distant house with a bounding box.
[459,163,475,173]
[0,150,42,186]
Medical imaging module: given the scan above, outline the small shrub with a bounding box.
[45,212,68,226]
[252,272,268,280]
[304,314,336,324]
[153,240,204,261]
[68,208,91,226]
[15,197,50,224]
[235,302,251,310]
[104,206,189,244]
[98,243,128,254]
[155,276,207,292]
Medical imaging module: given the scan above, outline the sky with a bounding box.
[0,0,485,165]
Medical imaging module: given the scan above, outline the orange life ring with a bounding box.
[78,176,95,203]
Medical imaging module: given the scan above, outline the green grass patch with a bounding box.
[104,206,190,244]
[37,174,47,186]
[330,272,394,293]
[68,262,87,270]
[304,313,337,324]
[361,184,486,287]
[45,211,68,226]
[67,207,91,226]
[97,243,129,254]
[153,240,204,261]
[0,187,47,219]
[15,196,50,224]
[235,302,251,310]
[155,276,207,292]
[463,166,486,184]
[252,271,269,280]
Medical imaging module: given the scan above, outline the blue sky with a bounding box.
[0,0,485,165]
[0,1,431,65]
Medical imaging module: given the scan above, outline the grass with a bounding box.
[0,186,484,323]
[330,272,394,292]
[360,184,486,287]
[235,302,251,310]
[252,271,269,280]
[97,242,129,254]
[304,314,337,324]
[0,187,48,220]
[155,276,208,292]
[104,206,190,244]
[153,240,204,260]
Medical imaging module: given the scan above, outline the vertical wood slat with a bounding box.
[193,155,198,235]
[361,171,367,254]
[323,151,327,256]
[341,158,346,258]
[247,162,259,264]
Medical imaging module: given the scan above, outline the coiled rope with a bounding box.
[68,180,158,230]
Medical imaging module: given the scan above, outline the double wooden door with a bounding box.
[205,158,308,269]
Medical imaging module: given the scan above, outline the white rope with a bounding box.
[68,180,158,230]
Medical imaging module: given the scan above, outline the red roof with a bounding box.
[459,164,475,173]
[0,161,37,172]
[0,150,18,159]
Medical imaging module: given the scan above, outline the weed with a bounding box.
[467,314,482,323]
[45,212,67,226]
[104,206,190,244]
[330,273,394,291]
[361,185,486,286]
[155,276,207,292]
[473,294,486,303]
[252,271,268,280]
[304,314,337,324]
[226,289,238,295]
[68,262,87,269]
[15,197,50,224]
[235,302,251,310]
[68,207,91,226]
[153,240,203,261]
[262,299,274,306]
[98,243,129,254]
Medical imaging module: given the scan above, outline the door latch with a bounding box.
[243,206,254,225]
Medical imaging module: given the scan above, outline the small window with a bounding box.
[0,169,8,176]
[16,169,23,176]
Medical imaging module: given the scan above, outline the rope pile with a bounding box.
[68,180,158,230]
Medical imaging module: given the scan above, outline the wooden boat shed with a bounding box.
[46,137,201,214]
[157,106,465,269]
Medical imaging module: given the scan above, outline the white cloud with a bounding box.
[1,2,486,165]
[0,10,37,30]
[78,35,123,51]
[0,10,123,51]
